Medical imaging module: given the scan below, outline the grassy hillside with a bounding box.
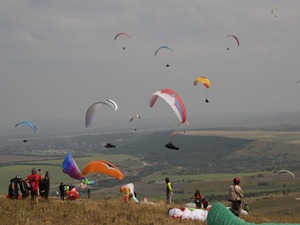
[0,197,300,225]
[1,129,300,217]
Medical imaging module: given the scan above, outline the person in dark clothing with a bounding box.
[59,182,65,200]
[87,189,91,199]
[194,189,203,208]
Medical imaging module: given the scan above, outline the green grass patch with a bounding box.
[0,153,132,195]
[143,172,265,183]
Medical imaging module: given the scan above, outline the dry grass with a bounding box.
[0,197,203,225]
[244,214,300,224]
[1,196,300,225]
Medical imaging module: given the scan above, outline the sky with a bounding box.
[0,0,300,130]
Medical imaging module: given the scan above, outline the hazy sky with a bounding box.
[1,1,300,129]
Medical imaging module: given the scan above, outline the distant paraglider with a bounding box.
[170,131,185,136]
[149,88,187,125]
[114,32,131,50]
[271,8,278,17]
[165,141,179,150]
[226,35,240,50]
[104,142,116,148]
[194,76,211,103]
[114,32,131,41]
[155,45,174,67]
[154,45,174,56]
[130,114,141,131]
[15,121,37,133]
[130,114,141,122]
[277,170,295,178]
[194,76,211,88]
[85,99,118,128]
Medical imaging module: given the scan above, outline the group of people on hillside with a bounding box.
[11,167,246,216]
[165,177,209,209]
[8,168,50,205]
[164,176,248,217]
[58,182,79,200]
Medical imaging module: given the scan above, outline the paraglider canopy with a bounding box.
[227,35,240,46]
[130,114,141,122]
[149,88,187,125]
[277,170,295,178]
[114,32,131,50]
[81,160,124,180]
[85,99,118,128]
[62,153,85,181]
[114,32,131,41]
[154,45,174,56]
[194,76,211,89]
[226,35,240,50]
[15,121,37,133]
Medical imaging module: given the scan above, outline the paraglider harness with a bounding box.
[165,141,179,150]
[105,142,116,148]
[7,176,29,199]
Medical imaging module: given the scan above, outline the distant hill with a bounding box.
[103,131,253,174]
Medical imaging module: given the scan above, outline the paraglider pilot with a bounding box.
[25,168,44,205]
[194,189,203,208]
[165,177,173,204]
[228,177,244,216]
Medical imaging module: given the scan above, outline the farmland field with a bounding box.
[1,129,300,215]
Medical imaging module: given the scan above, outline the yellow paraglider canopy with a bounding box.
[194,76,211,88]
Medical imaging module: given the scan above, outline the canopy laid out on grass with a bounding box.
[207,202,298,225]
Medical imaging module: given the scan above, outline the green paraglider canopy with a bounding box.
[207,202,298,225]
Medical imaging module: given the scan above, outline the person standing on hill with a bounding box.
[165,177,173,204]
[26,168,44,205]
[59,182,65,200]
[228,177,244,216]
[87,188,91,199]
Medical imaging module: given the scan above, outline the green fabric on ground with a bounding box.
[207,202,299,225]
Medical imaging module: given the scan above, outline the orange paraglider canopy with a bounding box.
[81,160,124,180]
